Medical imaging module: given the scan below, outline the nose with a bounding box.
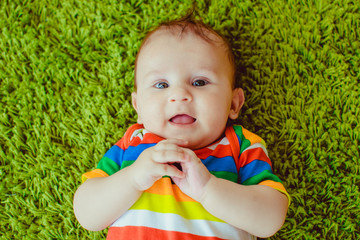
[169,87,192,103]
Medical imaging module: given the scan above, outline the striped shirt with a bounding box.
[82,124,289,239]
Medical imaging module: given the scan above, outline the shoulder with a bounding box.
[113,123,144,149]
[114,124,164,150]
[226,125,267,152]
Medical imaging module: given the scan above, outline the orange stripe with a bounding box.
[241,127,266,147]
[145,178,196,202]
[259,180,291,205]
[81,169,109,182]
[259,180,285,191]
[107,226,226,240]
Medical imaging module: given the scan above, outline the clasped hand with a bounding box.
[129,139,212,201]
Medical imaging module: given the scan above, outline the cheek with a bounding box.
[205,92,231,111]
[207,95,233,122]
[138,97,164,121]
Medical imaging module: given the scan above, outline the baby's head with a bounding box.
[132,14,244,149]
[134,14,238,89]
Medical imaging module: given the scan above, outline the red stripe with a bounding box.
[195,144,233,159]
[141,133,164,144]
[115,124,234,160]
[238,147,272,170]
[225,127,241,170]
[107,226,226,240]
[115,124,163,149]
[115,124,143,149]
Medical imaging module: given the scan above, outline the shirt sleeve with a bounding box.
[81,124,145,183]
[230,125,291,204]
[81,144,124,182]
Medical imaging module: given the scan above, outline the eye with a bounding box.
[192,79,209,87]
[154,82,169,89]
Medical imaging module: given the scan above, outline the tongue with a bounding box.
[171,115,195,124]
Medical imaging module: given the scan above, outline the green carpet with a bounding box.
[1,0,359,239]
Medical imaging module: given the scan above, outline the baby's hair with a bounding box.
[134,12,237,89]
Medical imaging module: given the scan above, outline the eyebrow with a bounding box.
[142,68,220,83]
[142,70,164,80]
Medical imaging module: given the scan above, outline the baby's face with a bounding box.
[132,29,243,149]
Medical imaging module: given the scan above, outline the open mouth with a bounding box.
[169,114,196,125]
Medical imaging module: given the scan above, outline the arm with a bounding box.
[73,166,142,231]
[172,148,288,238]
[73,139,188,231]
[201,176,288,238]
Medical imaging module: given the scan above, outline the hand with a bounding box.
[129,139,188,191]
[171,148,212,202]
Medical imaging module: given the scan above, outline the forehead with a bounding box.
[138,29,230,70]
[141,26,226,52]
[136,28,231,72]
[134,26,235,88]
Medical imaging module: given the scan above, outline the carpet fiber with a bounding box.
[1,0,359,239]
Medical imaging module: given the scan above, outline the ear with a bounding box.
[229,88,245,120]
[131,92,143,124]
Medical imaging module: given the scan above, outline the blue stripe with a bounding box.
[104,144,238,175]
[239,160,272,183]
[103,143,157,167]
[104,145,124,166]
[123,143,156,161]
[202,156,237,174]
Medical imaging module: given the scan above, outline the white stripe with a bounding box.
[242,143,269,158]
[131,129,144,141]
[130,128,153,141]
[143,129,151,135]
[111,209,255,240]
[206,137,230,151]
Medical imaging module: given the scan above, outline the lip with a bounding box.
[169,114,197,125]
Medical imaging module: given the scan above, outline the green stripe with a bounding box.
[120,162,238,183]
[105,159,239,183]
[121,160,135,169]
[232,125,251,153]
[211,171,238,182]
[97,157,120,176]
[242,170,282,185]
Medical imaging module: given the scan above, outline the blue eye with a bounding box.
[154,82,169,89]
[192,79,208,87]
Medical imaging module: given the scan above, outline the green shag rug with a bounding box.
[1,0,359,239]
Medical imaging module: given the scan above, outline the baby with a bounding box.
[73,14,290,240]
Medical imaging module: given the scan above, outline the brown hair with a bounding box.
[134,13,236,89]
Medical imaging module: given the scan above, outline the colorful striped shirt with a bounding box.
[82,124,289,240]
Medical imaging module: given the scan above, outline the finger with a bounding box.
[155,163,185,178]
[165,138,189,146]
[180,148,201,163]
[152,148,187,164]
[156,139,189,148]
